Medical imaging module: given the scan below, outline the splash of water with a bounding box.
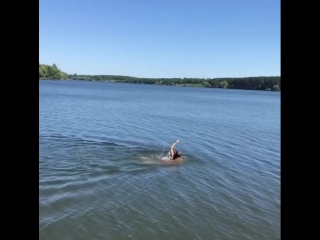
[138,146,170,165]
[157,146,171,160]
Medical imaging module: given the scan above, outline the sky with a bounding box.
[39,0,280,78]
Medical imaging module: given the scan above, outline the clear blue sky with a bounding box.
[39,0,280,78]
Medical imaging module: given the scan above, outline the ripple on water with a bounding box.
[40,81,280,240]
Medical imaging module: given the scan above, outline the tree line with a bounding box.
[70,74,280,91]
[39,63,68,79]
[39,63,280,91]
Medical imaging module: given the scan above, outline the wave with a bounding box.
[39,133,135,148]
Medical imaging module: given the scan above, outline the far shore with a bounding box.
[39,78,281,92]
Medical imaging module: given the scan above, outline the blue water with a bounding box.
[39,80,280,240]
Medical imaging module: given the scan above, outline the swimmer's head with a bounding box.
[173,151,182,160]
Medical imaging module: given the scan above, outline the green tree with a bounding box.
[218,80,228,88]
[39,63,68,80]
[272,85,280,91]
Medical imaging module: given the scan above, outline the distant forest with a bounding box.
[40,63,280,91]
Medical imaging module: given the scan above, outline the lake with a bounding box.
[39,80,280,240]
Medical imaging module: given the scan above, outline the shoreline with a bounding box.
[39,78,281,92]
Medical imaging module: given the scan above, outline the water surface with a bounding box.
[39,80,280,240]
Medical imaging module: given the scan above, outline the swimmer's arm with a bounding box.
[169,140,179,159]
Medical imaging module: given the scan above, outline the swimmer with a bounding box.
[163,140,183,164]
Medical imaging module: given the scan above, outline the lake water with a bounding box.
[39,80,280,240]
